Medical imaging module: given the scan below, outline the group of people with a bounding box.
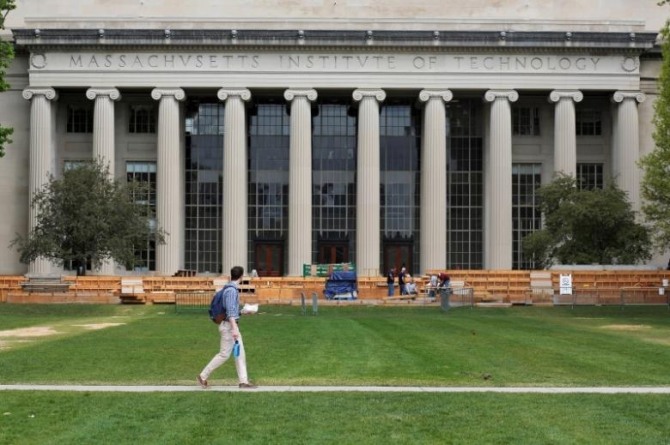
[387,267,450,298]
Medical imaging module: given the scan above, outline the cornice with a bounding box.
[12,28,658,53]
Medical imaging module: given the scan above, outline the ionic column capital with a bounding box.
[549,90,583,103]
[217,88,251,102]
[284,88,318,102]
[86,87,121,101]
[419,89,453,103]
[22,87,58,101]
[352,88,386,103]
[151,88,186,101]
[612,90,646,104]
[484,90,519,103]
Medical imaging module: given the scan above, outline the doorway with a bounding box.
[254,242,284,277]
[318,241,350,264]
[383,242,413,275]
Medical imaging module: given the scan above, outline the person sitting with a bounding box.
[405,276,418,295]
[427,274,438,299]
[398,268,406,295]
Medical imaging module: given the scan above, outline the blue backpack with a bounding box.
[209,285,237,324]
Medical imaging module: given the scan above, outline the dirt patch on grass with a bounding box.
[646,338,670,346]
[72,323,125,330]
[0,323,125,352]
[601,324,651,331]
[0,326,59,337]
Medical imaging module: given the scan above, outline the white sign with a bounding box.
[559,274,573,295]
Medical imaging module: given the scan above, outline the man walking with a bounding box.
[198,265,257,389]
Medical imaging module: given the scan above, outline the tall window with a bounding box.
[380,103,421,274]
[576,109,602,136]
[66,105,93,133]
[129,105,156,133]
[312,102,357,264]
[249,102,290,276]
[447,99,484,269]
[512,163,542,270]
[127,161,157,271]
[512,106,541,136]
[185,103,224,273]
[63,160,88,171]
[577,163,604,190]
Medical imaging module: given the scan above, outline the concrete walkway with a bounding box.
[2,385,670,394]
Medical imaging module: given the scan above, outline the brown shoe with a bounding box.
[238,382,257,389]
[197,375,209,389]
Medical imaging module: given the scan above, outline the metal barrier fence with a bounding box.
[300,292,319,315]
[441,287,474,311]
[174,291,211,313]
[550,287,669,309]
[620,287,669,308]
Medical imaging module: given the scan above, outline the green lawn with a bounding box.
[1,304,669,444]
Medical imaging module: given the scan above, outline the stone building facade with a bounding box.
[0,1,665,276]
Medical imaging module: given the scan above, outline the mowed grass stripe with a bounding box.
[1,392,669,444]
[1,305,670,387]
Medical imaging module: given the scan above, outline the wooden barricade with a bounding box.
[2,269,669,306]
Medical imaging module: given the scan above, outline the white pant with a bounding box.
[200,320,249,384]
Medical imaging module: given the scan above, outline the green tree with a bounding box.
[0,0,16,157]
[640,22,670,251]
[11,160,165,274]
[523,175,652,268]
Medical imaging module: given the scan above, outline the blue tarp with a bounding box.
[324,271,358,300]
[329,271,357,281]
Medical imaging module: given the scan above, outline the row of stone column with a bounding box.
[22,86,644,276]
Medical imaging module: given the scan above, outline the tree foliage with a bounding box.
[0,0,16,158]
[11,160,165,273]
[640,22,670,251]
[523,175,652,268]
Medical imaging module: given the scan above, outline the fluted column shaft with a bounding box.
[151,88,185,276]
[550,90,583,177]
[419,90,452,273]
[285,89,317,276]
[87,88,121,168]
[484,90,518,269]
[87,88,121,275]
[218,88,251,274]
[23,88,58,276]
[353,89,385,277]
[613,91,645,213]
